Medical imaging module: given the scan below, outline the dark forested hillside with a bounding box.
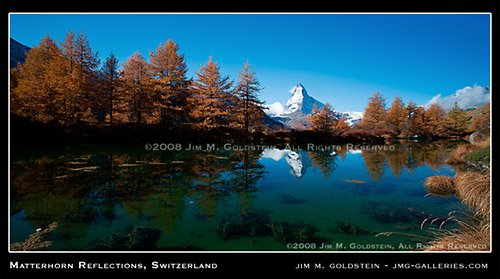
[10,38,30,68]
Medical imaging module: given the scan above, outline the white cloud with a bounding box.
[265,101,290,116]
[425,85,490,111]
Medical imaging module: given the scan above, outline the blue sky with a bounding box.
[9,13,490,112]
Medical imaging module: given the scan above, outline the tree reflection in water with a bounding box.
[10,141,456,250]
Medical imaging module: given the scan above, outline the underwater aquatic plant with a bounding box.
[361,201,428,224]
[91,226,161,250]
[332,221,372,235]
[269,220,321,244]
[216,209,272,240]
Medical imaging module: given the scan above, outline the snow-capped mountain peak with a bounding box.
[264,83,363,129]
[286,83,324,114]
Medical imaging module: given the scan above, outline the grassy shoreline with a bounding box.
[10,113,465,145]
[422,140,490,251]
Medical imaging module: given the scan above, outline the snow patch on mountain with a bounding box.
[339,111,364,126]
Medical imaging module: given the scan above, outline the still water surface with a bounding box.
[10,142,464,251]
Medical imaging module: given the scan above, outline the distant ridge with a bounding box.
[10,38,31,69]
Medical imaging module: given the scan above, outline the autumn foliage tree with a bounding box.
[360,92,386,130]
[386,96,406,134]
[59,31,101,124]
[149,39,191,125]
[119,51,153,123]
[356,92,456,139]
[234,62,264,134]
[101,52,120,125]
[335,114,350,132]
[190,56,234,129]
[423,103,447,137]
[308,102,337,134]
[445,101,469,136]
[403,100,425,135]
[11,30,480,142]
[11,35,65,122]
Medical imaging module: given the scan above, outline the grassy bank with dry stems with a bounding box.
[422,141,490,251]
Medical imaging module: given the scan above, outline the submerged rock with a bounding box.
[91,226,161,250]
[279,193,307,204]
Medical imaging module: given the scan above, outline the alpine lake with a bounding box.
[10,141,467,251]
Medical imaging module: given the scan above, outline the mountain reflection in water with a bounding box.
[10,141,459,251]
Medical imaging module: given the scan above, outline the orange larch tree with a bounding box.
[234,61,264,134]
[308,102,337,134]
[149,39,191,125]
[360,92,387,130]
[190,56,234,129]
[386,96,406,134]
[11,35,67,122]
[119,51,154,123]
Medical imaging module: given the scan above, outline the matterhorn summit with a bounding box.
[286,83,324,114]
[265,83,363,130]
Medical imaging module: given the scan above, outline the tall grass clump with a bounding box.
[454,172,490,218]
[420,139,490,251]
[420,171,490,251]
[424,220,490,251]
[423,176,455,197]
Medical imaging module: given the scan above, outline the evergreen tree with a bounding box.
[445,101,468,135]
[101,52,120,125]
[234,62,264,134]
[149,40,191,125]
[190,56,234,129]
[360,92,386,130]
[120,51,153,123]
[308,102,337,133]
[386,96,406,134]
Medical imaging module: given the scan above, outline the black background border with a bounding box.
[3,0,498,277]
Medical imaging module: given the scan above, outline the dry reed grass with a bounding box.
[454,172,490,218]
[424,222,490,251]
[474,137,490,149]
[445,144,480,165]
[423,176,455,197]
[412,142,491,251]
